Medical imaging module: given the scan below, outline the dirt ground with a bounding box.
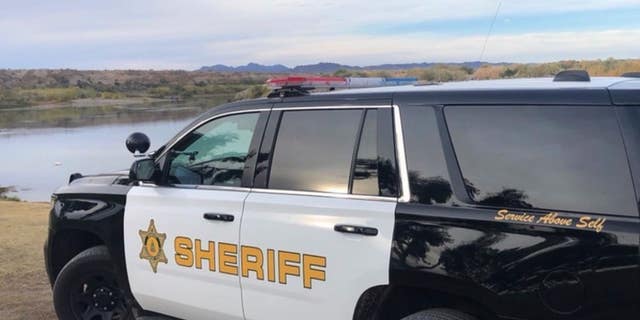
[0,201,56,320]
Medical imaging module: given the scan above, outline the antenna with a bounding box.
[479,1,502,62]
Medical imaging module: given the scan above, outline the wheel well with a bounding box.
[51,229,104,283]
[354,285,497,320]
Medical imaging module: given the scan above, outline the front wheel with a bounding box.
[53,246,133,320]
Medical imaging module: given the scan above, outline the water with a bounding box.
[0,97,232,201]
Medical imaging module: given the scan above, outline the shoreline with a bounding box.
[0,93,236,111]
[0,94,235,131]
[0,96,171,111]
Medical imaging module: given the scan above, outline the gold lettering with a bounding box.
[302,254,326,289]
[577,216,606,233]
[174,236,193,267]
[537,212,572,226]
[593,218,606,233]
[278,251,300,285]
[218,242,238,275]
[241,246,264,280]
[495,209,508,220]
[171,235,328,289]
[495,209,535,223]
[194,239,216,271]
[266,249,276,282]
[576,216,589,228]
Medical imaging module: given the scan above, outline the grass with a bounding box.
[0,201,55,320]
[0,87,111,108]
[0,84,256,109]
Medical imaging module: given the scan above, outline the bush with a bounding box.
[333,69,353,77]
[0,186,20,201]
[419,66,469,82]
[233,85,270,101]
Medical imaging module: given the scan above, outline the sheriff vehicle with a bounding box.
[45,71,640,320]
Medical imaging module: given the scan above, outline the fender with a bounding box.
[45,175,132,293]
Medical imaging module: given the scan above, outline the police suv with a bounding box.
[45,71,640,320]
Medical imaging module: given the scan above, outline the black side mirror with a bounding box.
[130,158,159,182]
[126,132,150,154]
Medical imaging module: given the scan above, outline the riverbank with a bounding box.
[0,69,272,109]
[0,200,55,320]
[0,96,169,111]
[0,94,235,130]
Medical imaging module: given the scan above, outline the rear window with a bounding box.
[445,106,637,216]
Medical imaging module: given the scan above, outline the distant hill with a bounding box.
[199,61,505,73]
[200,63,290,73]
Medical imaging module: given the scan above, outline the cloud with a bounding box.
[202,29,640,66]
[1,0,639,69]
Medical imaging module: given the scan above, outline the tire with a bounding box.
[53,246,133,320]
[400,308,478,320]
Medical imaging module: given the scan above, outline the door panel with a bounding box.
[240,192,396,320]
[124,186,247,320]
[392,203,640,319]
[124,110,266,319]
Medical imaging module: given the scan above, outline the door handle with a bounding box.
[203,213,235,222]
[334,224,378,236]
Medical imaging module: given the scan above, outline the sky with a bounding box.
[1,0,639,70]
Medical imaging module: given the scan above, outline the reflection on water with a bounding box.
[0,96,231,131]
[0,96,232,201]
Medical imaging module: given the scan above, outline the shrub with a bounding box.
[0,186,20,201]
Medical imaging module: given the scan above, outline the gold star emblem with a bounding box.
[139,219,168,273]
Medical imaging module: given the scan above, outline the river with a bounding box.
[0,96,232,201]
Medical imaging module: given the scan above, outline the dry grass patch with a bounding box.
[0,201,56,320]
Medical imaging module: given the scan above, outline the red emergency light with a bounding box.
[266,76,347,89]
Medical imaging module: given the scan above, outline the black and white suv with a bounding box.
[45,71,640,320]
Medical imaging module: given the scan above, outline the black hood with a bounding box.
[53,170,133,197]
[69,170,130,186]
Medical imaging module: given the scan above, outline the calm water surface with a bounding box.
[0,97,231,201]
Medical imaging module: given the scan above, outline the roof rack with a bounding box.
[267,86,311,98]
[622,72,640,78]
[553,70,591,82]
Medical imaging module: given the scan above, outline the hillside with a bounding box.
[199,61,498,73]
[0,70,275,108]
[1,58,639,108]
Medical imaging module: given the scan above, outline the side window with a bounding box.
[445,106,637,216]
[269,109,362,193]
[165,112,260,187]
[351,110,378,195]
[401,106,453,204]
[267,108,397,196]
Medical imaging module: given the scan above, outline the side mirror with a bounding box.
[126,132,150,154]
[129,158,159,182]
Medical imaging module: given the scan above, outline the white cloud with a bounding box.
[202,29,640,66]
[3,0,639,44]
[1,0,639,68]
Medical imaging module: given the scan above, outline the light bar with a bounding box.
[266,76,418,90]
[266,76,347,89]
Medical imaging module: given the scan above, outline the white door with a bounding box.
[241,193,396,320]
[124,111,263,320]
[240,107,398,319]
